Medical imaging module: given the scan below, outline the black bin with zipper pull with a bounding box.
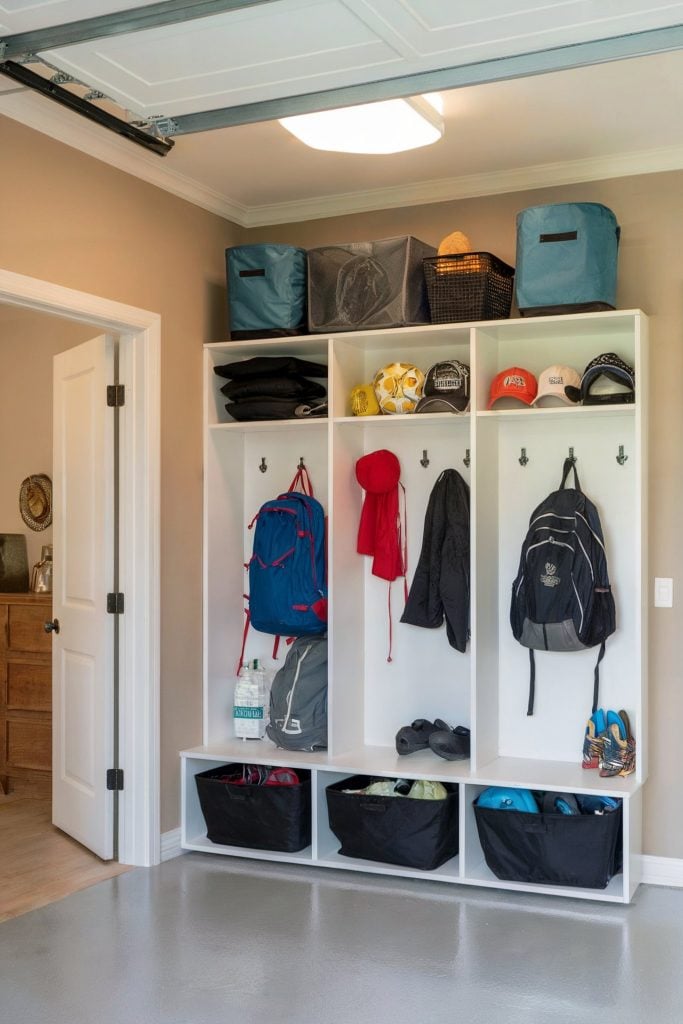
[195,763,311,852]
[474,793,622,888]
[325,775,459,870]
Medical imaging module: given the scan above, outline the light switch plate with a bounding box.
[654,577,673,608]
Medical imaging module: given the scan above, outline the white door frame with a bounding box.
[0,267,160,867]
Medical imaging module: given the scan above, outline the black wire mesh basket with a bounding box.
[423,252,515,323]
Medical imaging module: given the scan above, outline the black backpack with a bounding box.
[510,459,615,715]
[266,636,327,751]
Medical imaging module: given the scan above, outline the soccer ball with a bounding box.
[373,362,425,414]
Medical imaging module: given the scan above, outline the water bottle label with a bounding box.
[233,706,264,719]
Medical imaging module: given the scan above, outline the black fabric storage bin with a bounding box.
[307,235,436,332]
[326,776,459,871]
[474,800,622,889]
[195,764,311,852]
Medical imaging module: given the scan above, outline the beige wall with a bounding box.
[0,307,95,571]
[247,173,683,859]
[0,114,244,832]
[2,110,681,859]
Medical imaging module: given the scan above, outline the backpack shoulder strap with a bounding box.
[559,457,582,492]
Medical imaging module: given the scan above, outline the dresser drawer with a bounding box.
[6,718,51,771]
[7,604,52,654]
[7,662,51,711]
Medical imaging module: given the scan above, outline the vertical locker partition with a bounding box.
[182,311,647,902]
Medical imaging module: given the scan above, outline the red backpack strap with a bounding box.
[237,596,250,675]
[288,463,314,496]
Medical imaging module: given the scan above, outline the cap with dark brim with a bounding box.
[579,353,635,403]
[415,396,467,414]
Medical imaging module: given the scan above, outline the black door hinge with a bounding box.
[107,768,124,791]
[107,384,125,407]
[107,592,124,614]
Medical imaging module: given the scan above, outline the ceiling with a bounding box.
[1,1,683,226]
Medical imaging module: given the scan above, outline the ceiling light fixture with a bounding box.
[278,93,444,155]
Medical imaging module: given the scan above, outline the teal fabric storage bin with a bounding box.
[226,243,307,338]
[515,203,620,316]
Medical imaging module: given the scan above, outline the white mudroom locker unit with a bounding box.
[181,307,647,903]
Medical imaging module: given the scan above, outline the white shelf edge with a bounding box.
[476,404,637,419]
[208,418,328,432]
[182,833,314,863]
[314,850,461,882]
[181,746,642,797]
[203,309,646,350]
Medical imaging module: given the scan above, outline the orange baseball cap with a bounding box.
[488,366,538,409]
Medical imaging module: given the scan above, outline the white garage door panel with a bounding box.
[0,0,160,33]
[5,1,683,118]
[41,1,402,115]
[360,0,683,58]
[62,650,96,792]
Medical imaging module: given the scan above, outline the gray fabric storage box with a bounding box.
[307,235,436,332]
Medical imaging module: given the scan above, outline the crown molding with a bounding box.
[0,90,249,226]
[244,144,683,226]
[2,88,683,228]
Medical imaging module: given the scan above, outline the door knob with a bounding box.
[44,618,60,635]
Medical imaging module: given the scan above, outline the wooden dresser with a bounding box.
[0,593,52,796]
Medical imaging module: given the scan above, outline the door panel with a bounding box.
[52,335,114,859]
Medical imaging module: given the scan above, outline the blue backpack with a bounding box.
[247,468,327,638]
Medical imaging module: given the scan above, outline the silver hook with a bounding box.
[568,447,577,464]
[259,457,267,474]
[298,456,306,469]
[616,445,628,466]
[463,449,471,468]
[519,447,529,467]
[420,449,430,468]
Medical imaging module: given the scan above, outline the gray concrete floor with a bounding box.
[1,854,680,1024]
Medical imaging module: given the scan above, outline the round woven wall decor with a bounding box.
[19,474,52,532]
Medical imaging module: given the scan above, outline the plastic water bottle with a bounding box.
[233,662,266,740]
[251,658,269,718]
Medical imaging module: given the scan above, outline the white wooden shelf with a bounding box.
[186,309,648,904]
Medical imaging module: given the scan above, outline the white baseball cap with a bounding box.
[531,364,581,406]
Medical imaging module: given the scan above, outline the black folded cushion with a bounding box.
[220,375,326,401]
[225,397,303,421]
[214,356,327,380]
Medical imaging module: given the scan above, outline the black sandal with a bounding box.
[428,721,471,761]
[395,719,439,755]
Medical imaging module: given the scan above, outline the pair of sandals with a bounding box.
[395,718,471,761]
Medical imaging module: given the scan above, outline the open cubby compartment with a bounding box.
[181,754,315,862]
[329,415,473,761]
[330,323,470,419]
[470,312,647,784]
[203,418,329,746]
[461,782,637,903]
[314,769,462,882]
[204,336,330,426]
[471,310,642,414]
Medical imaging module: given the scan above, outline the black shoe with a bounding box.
[428,721,471,761]
[395,719,439,755]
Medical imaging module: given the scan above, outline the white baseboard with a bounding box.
[160,828,185,862]
[156,838,683,886]
[640,855,683,888]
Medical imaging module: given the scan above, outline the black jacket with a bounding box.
[400,469,470,652]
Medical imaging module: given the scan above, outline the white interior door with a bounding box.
[51,335,115,860]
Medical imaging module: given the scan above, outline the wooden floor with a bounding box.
[0,793,130,923]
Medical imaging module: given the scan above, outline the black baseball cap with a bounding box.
[565,352,635,405]
[416,359,470,414]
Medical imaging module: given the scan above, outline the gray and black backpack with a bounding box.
[510,459,616,716]
[266,635,327,751]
